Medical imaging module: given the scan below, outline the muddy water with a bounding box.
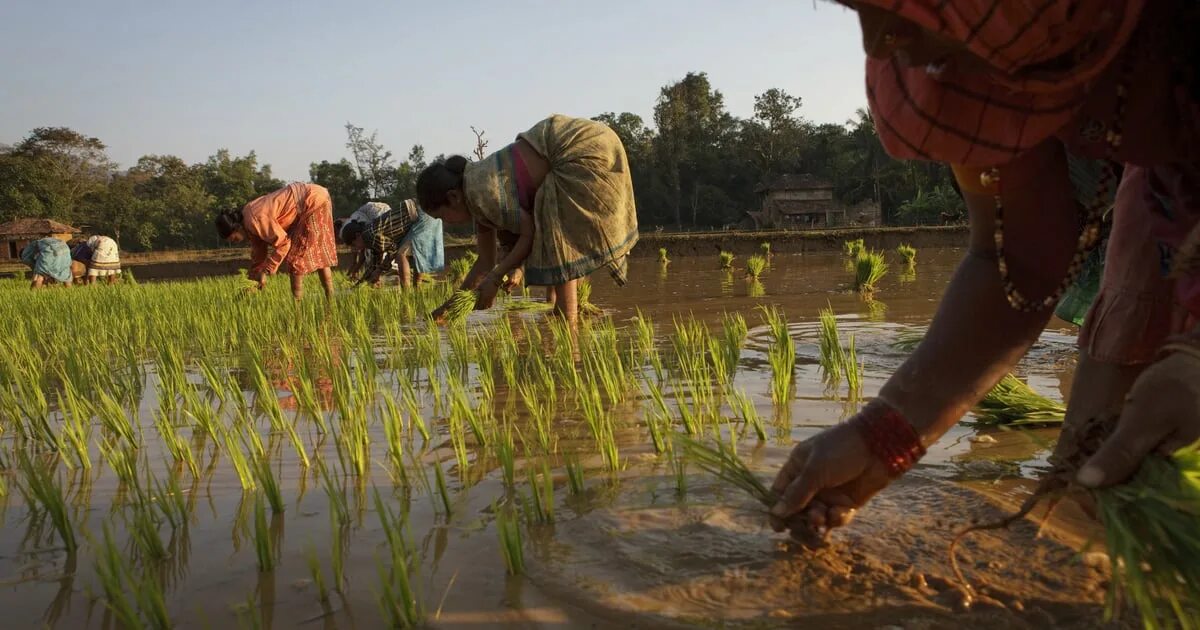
[0,250,1124,629]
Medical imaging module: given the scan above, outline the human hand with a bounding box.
[430,302,449,323]
[503,268,525,293]
[1076,349,1200,488]
[769,412,896,541]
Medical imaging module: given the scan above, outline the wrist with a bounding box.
[853,399,926,478]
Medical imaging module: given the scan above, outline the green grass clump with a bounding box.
[719,251,735,269]
[897,244,917,268]
[844,238,865,259]
[658,248,670,264]
[443,290,477,325]
[446,254,475,286]
[853,250,888,294]
[746,255,767,280]
[973,374,1065,425]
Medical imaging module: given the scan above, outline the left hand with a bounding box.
[476,275,500,310]
[1076,349,1200,488]
[503,268,525,293]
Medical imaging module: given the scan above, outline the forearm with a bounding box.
[879,252,1055,444]
[487,232,533,284]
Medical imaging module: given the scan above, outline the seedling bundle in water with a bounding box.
[443,290,477,324]
[972,373,1065,425]
[677,435,777,508]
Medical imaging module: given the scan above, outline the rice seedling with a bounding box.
[446,255,474,286]
[329,511,348,592]
[844,238,865,259]
[748,279,766,298]
[432,460,454,517]
[844,334,863,395]
[251,452,285,514]
[56,388,93,471]
[577,278,602,317]
[897,244,917,268]
[92,523,145,629]
[221,427,257,492]
[760,305,796,404]
[373,489,424,627]
[317,459,350,528]
[443,289,477,325]
[17,453,76,553]
[728,388,765,442]
[670,444,688,499]
[304,544,330,604]
[494,422,517,489]
[252,493,275,572]
[973,374,1065,425]
[565,456,586,496]
[718,312,747,380]
[525,460,555,525]
[891,328,925,353]
[818,307,845,381]
[519,382,556,454]
[745,255,767,280]
[719,250,735,269]
[657,248,670,264]
[677,436,777,508]
[495,503,525,575]
[760,241,771,258]
[153,409,198,478]
[853,250,888,294]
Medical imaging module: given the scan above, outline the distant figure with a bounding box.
[70,235,122,285]
[343,199,446,288]
[417,114,639,322]
[21,238,73,289]
[214,182,337,301]
[337,201,393,282]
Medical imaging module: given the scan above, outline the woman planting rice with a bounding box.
[418,114,639,322]
[342,199,445,288]
[20,237,73,289]
[214,182,338,301]
[337,201,392,282]
[770,0,1200,543]
[70,235,122,285]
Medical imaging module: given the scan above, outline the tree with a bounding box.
[470,127,488,161]
[4,126,114,222]
[741,88,806,175]
[390,145,427,204]
[345,123,394,198]
[310,159,368,216]
[199,149,281,212]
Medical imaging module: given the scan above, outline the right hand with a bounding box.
[430,302,449,323]
[769,415,895,541]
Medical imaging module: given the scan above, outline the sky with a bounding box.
[0,0,866,182]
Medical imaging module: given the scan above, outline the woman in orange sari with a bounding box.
[215,182,338,301]
[770,1,1200,539]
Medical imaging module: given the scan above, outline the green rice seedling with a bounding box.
[150,470,189,532]
[251,453,284,514]
[745,255,767,280]
[447,254,475,286]
[372,488,424,626]
[760,305,796,404]
[329,511,348,592]
[304,544,330,604]
[380,390,409,479]
[760,241,771,258]
[818,307,846,381]
[56,388,93,471]
[844,238,865,259]
[17,453,76,553]
[92,523,142,628]
[729,388,766,442]
[853,250,889,294]
[400,380,430,444]
[153,409,198,478]
[718,312,747,380]
[432,460,454,517]
[719,251,735,269]
[252,493,275,572]
[221,427,257,492]
[577,277,598,314]
[973,374,1065,425]
[495,503,525,575]
[748,279,766,298]
[844,334,863,395]
[317,459,350,528]
[657,248,670,264]
[678,436,777,508]
[525,461,555,525]
[494,422,518,489]
[519,382,556,454]
[128,496,168,563]
[280,416,310,469]
[95,389,138,447]
[565,456,586,496]
[897,244,917,268]
[99,437,141,497]
[670,444,688,499]
[443,290,477,325]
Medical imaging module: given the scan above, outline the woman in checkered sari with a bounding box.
[771,0,1200,540]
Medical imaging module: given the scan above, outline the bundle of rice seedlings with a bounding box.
[760,241,771,258]
[677,435,778,508]
[891,329,925,352]
[446,254,475,286]
[577,278,602,317]
[719,251,735,269]
[844,238,865,259]
[853,250,888,294]
[953,415,1200,629]
[443,290,477,325]
[746,255,767,280]
[897,244,917,268]
[973,374,1065,425]
[818,307,844,380]
[658,248,670,264]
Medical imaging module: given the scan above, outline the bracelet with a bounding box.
[855,402,926,478]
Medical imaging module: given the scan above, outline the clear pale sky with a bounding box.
[1,0,866,181]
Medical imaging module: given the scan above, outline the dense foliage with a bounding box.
[0,73,962,252]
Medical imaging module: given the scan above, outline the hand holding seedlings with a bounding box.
[1074,349,1200,489]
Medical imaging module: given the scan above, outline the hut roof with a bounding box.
[755,174,833,193]
[0,218,81,238]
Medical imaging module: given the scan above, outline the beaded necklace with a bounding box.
[985,52,1134,313]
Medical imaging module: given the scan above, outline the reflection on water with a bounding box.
[0,249,1105,628]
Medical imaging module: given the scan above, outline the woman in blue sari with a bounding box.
[21,238,74,289]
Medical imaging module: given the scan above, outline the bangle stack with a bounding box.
[856,402,926,478]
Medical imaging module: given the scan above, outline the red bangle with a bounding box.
[856,403,926,478]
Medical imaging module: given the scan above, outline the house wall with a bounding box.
[0,233,74,261]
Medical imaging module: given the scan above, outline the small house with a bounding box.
[0,219,81,261]
[754,174,842,229]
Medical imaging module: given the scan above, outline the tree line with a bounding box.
[0,71,962,252]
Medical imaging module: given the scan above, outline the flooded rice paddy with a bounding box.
[0,249,1123,628]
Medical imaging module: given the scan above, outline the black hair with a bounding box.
[340,220,367,245]
[214,209,244,239]
[416,155,469,210]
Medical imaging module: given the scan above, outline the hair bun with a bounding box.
[444,155,469,175]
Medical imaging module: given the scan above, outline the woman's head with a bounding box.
[340,220,367,249]
[416,156,472,225]
[215,209,246,243]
